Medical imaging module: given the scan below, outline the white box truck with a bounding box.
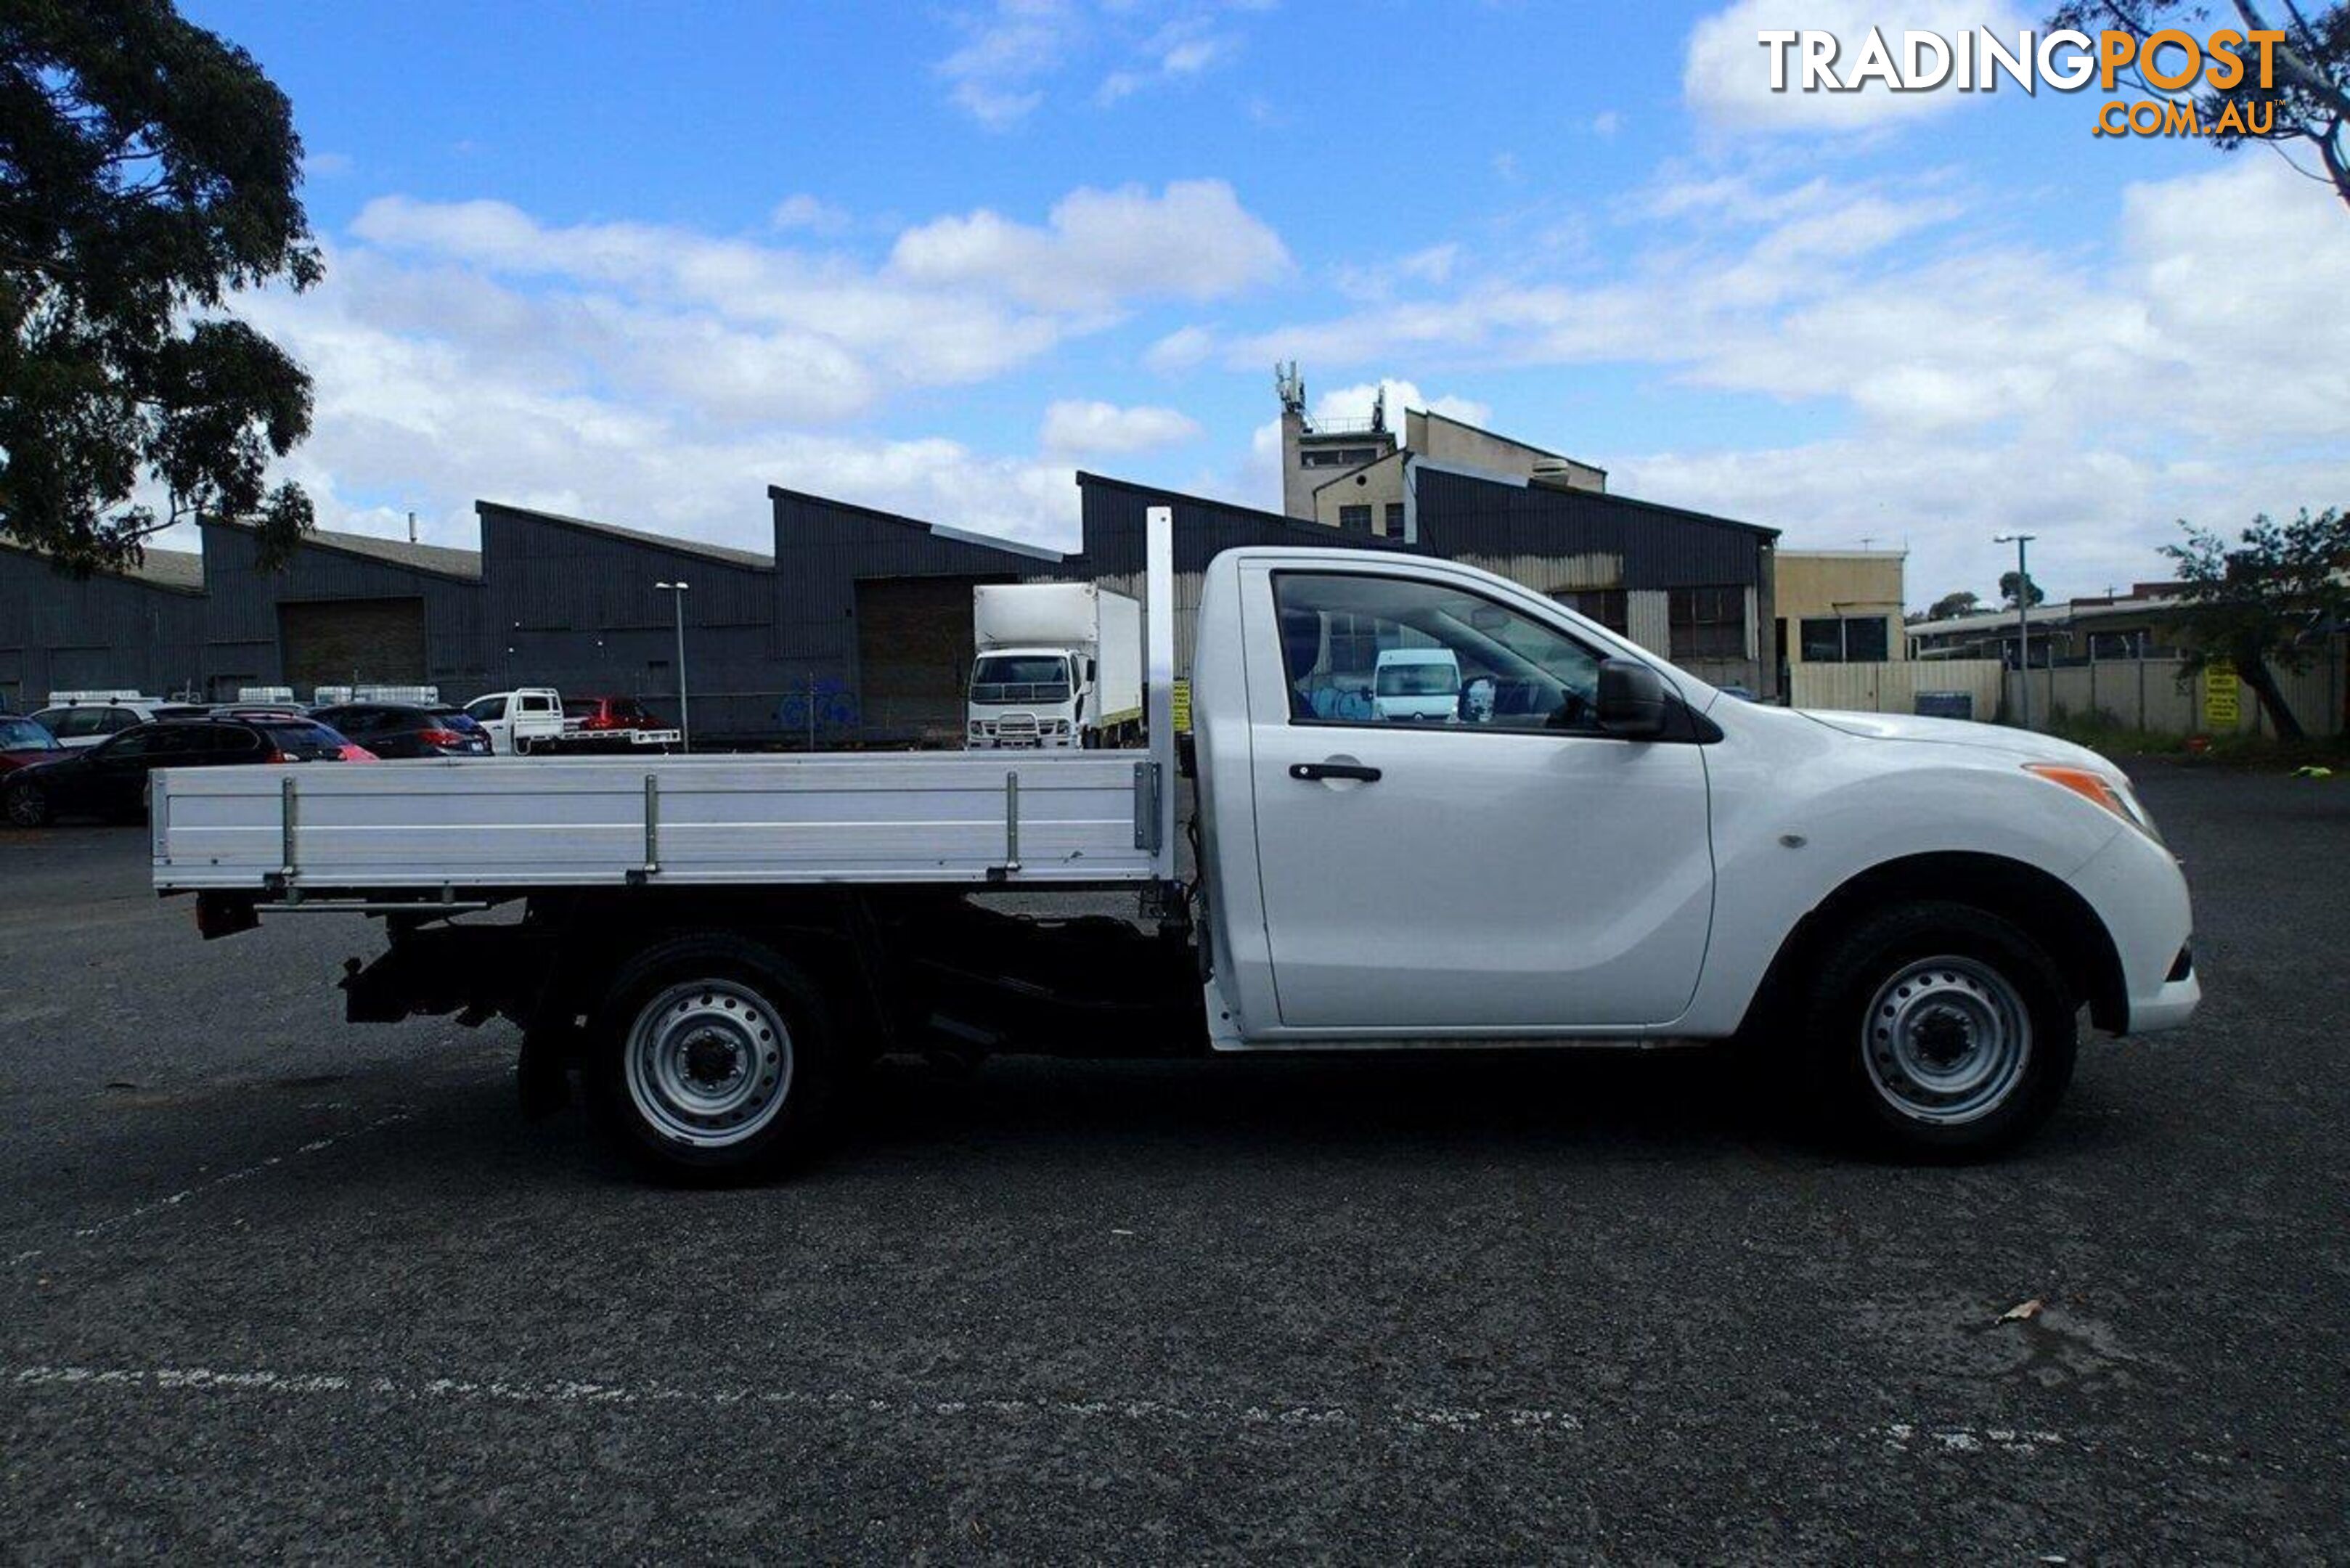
[152,508,2200,1181]
[967,582,1143,749]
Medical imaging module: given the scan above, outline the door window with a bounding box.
[467,695,507,722]
[1273,572,1608,734]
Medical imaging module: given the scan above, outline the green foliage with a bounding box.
[2049,1,2350,211]
[1927,589,1982,621]
[0,0,319,575]
[2161,507,2350,740]
[1999,570,2045,608]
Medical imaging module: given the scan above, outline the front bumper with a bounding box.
[2066,828,2200,1036]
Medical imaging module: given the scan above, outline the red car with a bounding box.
[0,714,65,775]
[562,695,667,732]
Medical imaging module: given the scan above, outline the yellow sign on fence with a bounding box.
[1172,678,1192,734]
[2203,660,2240,728]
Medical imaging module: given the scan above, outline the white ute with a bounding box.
[152,508,2198,1180]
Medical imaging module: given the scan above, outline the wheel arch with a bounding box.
[1742,851,2129,1038]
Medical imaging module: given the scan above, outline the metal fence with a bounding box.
[1790,660,2007,720]
[2002,640,2347,738]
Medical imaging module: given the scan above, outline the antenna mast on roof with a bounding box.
[1274,360,1305,417]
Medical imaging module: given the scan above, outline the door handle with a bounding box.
[1290,761,1381,783]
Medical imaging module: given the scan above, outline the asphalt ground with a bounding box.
[0,760,2343,1561]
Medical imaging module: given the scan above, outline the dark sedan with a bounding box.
[309,703,492,759]
[2,716,370,828]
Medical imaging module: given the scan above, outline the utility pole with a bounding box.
[1994,534,2036,730]
[655,581,690,752]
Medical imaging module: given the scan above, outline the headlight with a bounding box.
[2023,762,2163,844]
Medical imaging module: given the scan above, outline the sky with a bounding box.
[177,0,2350,609]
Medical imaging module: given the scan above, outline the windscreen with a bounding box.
[0,718,57,750]
[971,655,1072,704]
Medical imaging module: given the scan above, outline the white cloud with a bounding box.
[937,0,1080,128]
[302,151,354,179]
[1241,157,2349,599]
[1311,378,1492,434]
[1143,324,1215,372]
[348,184,1288,409]
[1097,14,1234,102]
[1683,0,2029,134]
[192,176,1292,560]
[938,0,1261,123]
[770,193,851,234]
[1040,400,1202,455]
[1591,110,1623,139]
[888,179,1289,311]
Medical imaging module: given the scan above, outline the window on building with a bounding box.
[1557,589,1628,635]
[1798,615,1890,663]
[1337,505,1372,531]
[1383,502,1405,536]
[1300,446,1382,469]
[1668,587,1745,661]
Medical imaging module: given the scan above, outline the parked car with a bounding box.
[555,695,682,752]
[3,716,372,827]
[462,688,565,754]
[0,715,65,775]
[311,703,493,759]
[30,698,207,749]
[1371,648,1463,722]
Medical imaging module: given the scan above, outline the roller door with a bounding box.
[854,576,1005,743]
[279,598,428,696]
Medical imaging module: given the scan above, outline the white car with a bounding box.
[31,697,205,749]
[462,688,566,754]
[1371,648,1462,722]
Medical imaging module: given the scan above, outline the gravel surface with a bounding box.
[1,759,2343,1561]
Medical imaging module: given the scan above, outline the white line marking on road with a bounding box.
[2,1363,2073,1453]
[5,1109,414,1270]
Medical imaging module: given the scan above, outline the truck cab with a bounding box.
[966,648,1082,749]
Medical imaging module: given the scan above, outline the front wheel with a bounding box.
[1798,901,2076,1159]
[582,934,841,1182]
[4,781,50,828]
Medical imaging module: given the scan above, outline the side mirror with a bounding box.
[1085,657,1098,683]
[1596,659,1669,740]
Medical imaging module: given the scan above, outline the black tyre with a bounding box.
[582,934,841,1183]
[1798,900,2076,1159]
[4,780,49,828]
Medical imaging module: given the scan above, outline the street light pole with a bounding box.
[656,581,691,753]
[1994,534,2036,730]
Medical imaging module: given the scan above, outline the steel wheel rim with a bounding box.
[624,980,793,1148]
[1861,955,2031,1126]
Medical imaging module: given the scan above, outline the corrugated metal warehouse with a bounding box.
[0,466,1778,739]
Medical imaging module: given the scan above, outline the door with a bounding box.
[87,727,197,817]
[1247,565,1715,1032]
[278,598,428,694]
[465,695,508,752]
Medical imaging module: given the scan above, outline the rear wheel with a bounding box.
[4,780,49,828]
[1798,901,2076,1158]
[583,934,840,1182]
